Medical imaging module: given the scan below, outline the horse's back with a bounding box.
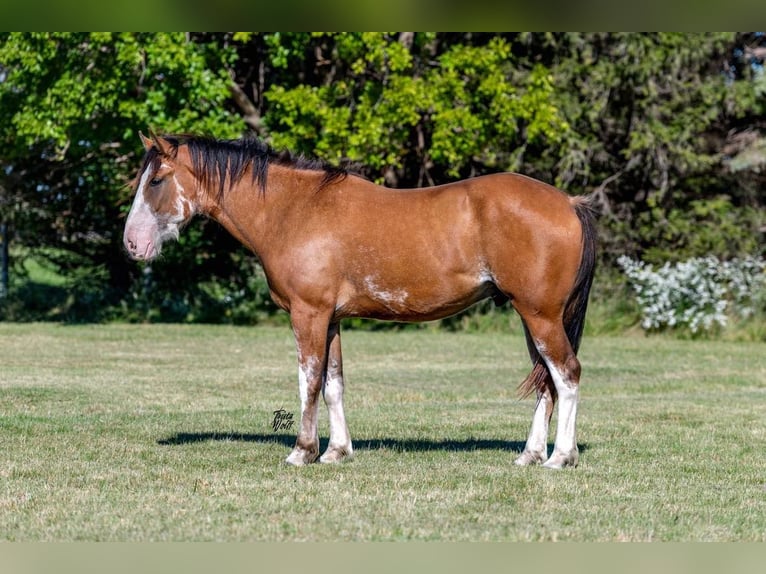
[460,172,577,217]
[333,171,583,269]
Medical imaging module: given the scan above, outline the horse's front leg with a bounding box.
[285,306,331,466]
[319,321,353,463]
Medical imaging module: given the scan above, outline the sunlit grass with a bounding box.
[1,323,764,540]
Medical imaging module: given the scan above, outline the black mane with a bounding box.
[143,134,349,198]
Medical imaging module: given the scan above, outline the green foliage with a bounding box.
[2,33,765,329]
[0,33,239,158]
[0,32,247,323]
[637,196,764,263]
[265,33,569,183]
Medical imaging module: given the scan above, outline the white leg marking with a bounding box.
[285,357,321,466]
[540,356,579,469]
[320,372,353,463]
[514,391,551,466]
[296,356,321,432]
[297,362,310,413]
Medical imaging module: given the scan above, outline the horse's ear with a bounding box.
[139,131,154,151]
[148,129,172,157]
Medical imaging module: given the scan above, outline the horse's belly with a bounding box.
[335,275,495,323]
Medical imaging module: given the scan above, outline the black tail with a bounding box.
[563,196,598,354]
[517,195,598,399]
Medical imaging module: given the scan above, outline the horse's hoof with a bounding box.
[285,447,318,466]
[542,450,578,469]
[319,445,354,464]
[514,449,546,466]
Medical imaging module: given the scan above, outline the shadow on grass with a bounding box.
[157,432,588,456]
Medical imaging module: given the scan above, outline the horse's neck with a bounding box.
[205,165,320,258]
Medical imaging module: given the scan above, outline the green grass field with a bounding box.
[1,322,765,541]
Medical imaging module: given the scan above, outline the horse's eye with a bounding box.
[149,178,163,187]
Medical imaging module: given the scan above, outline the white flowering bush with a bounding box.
[617,255,766,333]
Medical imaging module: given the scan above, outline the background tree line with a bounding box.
[0,32,764,324]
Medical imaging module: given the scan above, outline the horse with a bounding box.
[123,132,597,469]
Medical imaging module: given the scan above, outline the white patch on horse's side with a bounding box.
[364,276,408,307]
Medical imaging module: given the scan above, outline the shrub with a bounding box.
[617,255,766,334]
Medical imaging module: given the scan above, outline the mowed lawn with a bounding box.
[0,322,764,541]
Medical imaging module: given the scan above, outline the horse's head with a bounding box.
[123,132,198,261]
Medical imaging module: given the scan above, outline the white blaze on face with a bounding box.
[123,163,192,261]
[123,164,158,260]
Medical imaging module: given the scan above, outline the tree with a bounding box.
[513,32,765,262]
[1,33,763,323]
[0,32,245,320]
[238,32,765,263]
[245,33,569,187]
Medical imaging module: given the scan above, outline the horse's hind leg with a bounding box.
[519,313,581,469]
[514,322,556,465]
[319,322,353,463]
[515,386,555,466]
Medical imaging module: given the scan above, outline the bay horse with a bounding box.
[123,132,596,469]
